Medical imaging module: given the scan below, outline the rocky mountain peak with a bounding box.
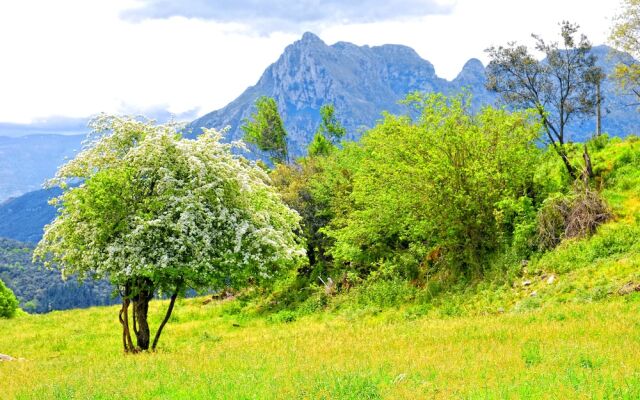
[300,31,324,45]
[188,33,491,156]
[461,58,485,75]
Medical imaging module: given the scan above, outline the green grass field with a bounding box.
[1,137,639,399]
[1,294,640,399]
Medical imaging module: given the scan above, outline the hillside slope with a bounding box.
[0,238,117,313]
[0,187,59,243]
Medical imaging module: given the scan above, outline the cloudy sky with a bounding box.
[0,0,624,131]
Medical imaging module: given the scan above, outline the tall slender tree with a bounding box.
[242,96,289,165]
[308,104,347,157]
[486,21,599,178]
[609,0,640,105]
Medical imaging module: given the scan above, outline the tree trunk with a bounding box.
[119,301,127,352]
[559,149,576,180]
[151,284,180,351]
[596,81,602,137]
[119,297,136,353]
[133,285,153,351]
[583,144,594,182]
[542,119,576,179]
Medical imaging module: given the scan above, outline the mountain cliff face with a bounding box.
[188,32,495,157]
[189,35,640,157]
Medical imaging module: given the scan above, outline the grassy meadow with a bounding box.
[2,117,640,400]
[1,294,640,399]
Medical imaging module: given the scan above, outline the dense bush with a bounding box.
[0,278,19,318]
[318,93,542,277]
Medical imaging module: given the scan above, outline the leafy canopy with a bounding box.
[486,21,600,178]
[308,104,347,157]
[34,115,304,295]
[317,93,542,277]
[242,96,289,165]
[610,0,640,103]
[0,278,19,319]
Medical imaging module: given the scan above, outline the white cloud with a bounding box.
[0,0,297,123]
[322,0,620,80]
[0,0,624,124]
[122,0,454,33]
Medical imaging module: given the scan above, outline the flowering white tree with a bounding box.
[34,115,304,352]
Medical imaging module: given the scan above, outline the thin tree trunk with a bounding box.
[559,149,576,180]
[596,81,602,137]
[583,144,593,182]
[119,302,127,352]
[132,304,139,336]
[151,285,180,351]
[121,297,136,353]
[542,119,576,179]
[133,285,153,351]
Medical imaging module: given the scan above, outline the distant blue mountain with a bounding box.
[0,134,84,202]
[0,187,58,243]
[188,33,494,157]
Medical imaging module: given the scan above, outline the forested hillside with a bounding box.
[0,238,116,313]
[0,187,58,243]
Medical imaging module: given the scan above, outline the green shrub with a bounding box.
[350,279,416,308]
[297,292,329,315]
[533,223,640,273]
[0,279,19,318]
[521,340,542,367]
[219,301,244,316]
[268,310,297,324]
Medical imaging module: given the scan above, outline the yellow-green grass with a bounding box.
[1,295,640,399]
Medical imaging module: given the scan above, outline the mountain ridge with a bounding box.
[187,32,494,157]
[188,34,639,158]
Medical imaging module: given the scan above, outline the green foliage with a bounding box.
[307,132,335,158]
[322,93,541,276]
[267,309,297,323]
[308,104,346,157]
[486,21,599,177]
[35,115,303,293]
[610,0,640,103]
[495,195,538,259]
[33,115,303,349]
[533,223,640,274]
[318,104,346,142]
[270,158,335,273]
[347,279,417,309]
[241,96,289,164]
[0,277,19,318]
